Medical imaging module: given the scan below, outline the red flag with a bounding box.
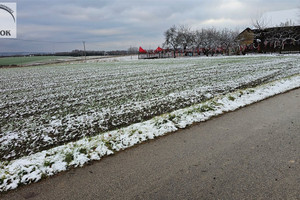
[155,46,163,53]
[139,47,147,54]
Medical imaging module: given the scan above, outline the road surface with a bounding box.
[1,88,300,200]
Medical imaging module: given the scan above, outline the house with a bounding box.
[236,28,256,46]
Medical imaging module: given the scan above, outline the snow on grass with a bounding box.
[85,55,138,63]
[0,74,299,192]
[1,55,300,161]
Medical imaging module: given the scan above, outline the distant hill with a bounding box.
[0,52,51,57]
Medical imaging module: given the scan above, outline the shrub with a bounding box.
[64,153,74,164]
[228,96,235,101]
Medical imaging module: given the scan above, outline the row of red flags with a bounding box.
[139,46,163,54]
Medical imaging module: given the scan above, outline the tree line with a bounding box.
[163,25,240,57]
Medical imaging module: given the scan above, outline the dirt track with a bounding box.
[1,88,299,200]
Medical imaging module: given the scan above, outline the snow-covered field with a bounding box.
[0,54,300,192]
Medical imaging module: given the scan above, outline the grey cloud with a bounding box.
[1,0,299,52]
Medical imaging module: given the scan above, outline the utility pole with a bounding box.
[130,45,132,60]
[82,41,86,61]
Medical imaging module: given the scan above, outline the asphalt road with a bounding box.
[1,88,300,200]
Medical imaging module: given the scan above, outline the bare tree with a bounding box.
[206,28,220,48]
[200,28,221,56]
[252,17,269,30]
[219,28,239,55]
[163,25,181,58]
[163,25,241,57]
[178,25,195,54]
[194,29,205,54]
[193,28,238,56]
[127,46,138,54]
[278,19,295,27]
[251,12,270,30]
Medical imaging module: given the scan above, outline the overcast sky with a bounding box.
[1,0,300,52]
